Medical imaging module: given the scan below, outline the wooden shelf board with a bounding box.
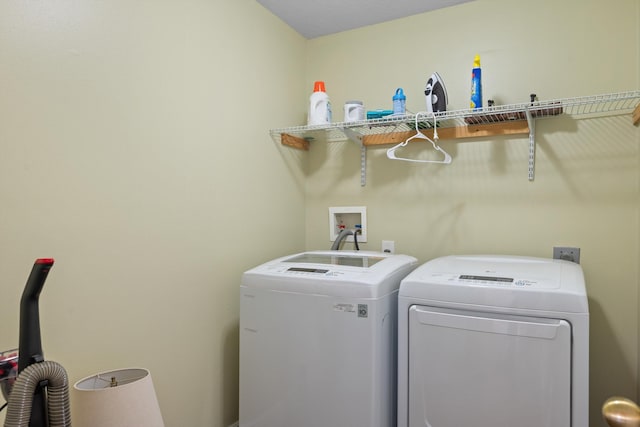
[280,133,310,150]
[362,121,530,147]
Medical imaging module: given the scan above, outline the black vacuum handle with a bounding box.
[18,258,54,373]
[18,258,54,427]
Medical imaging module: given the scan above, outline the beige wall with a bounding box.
[638,0,640,404]
[0,0,638,426]
[304,0,639,425]
[0,1,307,426]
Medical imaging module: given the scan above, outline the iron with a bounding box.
[425,72,448,113]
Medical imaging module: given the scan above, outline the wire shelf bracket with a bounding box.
[525,108,536,181]
[341,127,367,186]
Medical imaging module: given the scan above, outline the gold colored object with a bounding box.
[603,397,640,427]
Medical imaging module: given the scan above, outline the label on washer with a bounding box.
[357,304,368,318]
[333,303,356,313]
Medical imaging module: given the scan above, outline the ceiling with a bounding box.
[256,0,475,39]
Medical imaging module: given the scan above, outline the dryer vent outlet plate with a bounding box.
[553,246,580,264]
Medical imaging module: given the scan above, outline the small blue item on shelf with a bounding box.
[393,88,406,115]
[367,109,394,119]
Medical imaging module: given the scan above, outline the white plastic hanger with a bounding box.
[386,112,452,164]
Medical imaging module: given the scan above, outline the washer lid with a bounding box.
[283,252,386,268]
[242,250,417,298]
[399,255,588,313]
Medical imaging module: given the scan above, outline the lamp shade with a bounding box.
[73,367,164,427]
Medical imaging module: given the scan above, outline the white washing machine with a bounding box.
[397,255,589,427]
[240,250,417,427]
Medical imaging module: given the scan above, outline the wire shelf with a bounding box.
[270,91,640,185]
[270,90,640,144]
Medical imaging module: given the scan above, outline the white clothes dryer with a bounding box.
[240,250,417,427]
[397,255,589,427]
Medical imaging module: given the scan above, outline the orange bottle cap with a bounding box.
[313,81,326,92]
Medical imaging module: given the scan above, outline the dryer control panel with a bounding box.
[429,273,554,288]
[459,275,537,287]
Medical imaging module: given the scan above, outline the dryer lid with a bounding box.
[399,255,588,314]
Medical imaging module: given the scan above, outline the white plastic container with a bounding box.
[308,81,332,126]
[344,101,364,122]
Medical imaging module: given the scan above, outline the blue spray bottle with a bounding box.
[470,55,482,109]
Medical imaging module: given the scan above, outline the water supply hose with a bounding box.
[353,228,360,251]
[4,361,71,427]
[331,229,354,250]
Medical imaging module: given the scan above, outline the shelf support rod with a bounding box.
[525,109,536,181]
[360,146,366,187]
[342,127,367,186]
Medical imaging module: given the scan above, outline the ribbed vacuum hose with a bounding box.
[4,360,71,427]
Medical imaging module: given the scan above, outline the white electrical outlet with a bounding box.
[381,240,395,254]
[329,206,367,243]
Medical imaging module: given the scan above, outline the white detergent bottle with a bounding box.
[307,81,332,126]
